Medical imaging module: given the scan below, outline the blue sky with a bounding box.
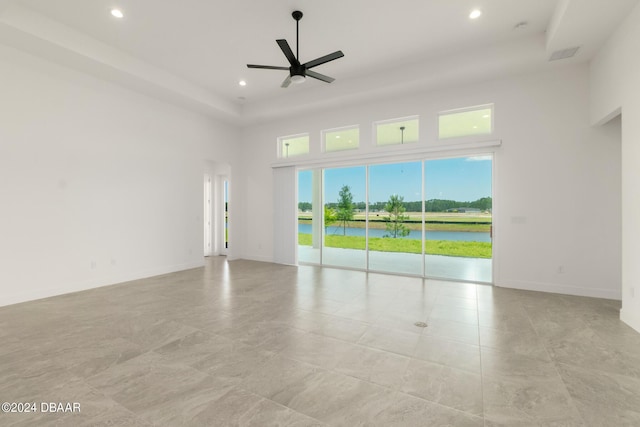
[299,156,492,203]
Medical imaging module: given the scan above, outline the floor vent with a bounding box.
[549,46,580,61]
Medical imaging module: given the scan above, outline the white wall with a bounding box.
[239,63,622,300]
[591,1,640,332]
[0,43,238,306]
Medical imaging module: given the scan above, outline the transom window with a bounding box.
[438,105,493,139]
[375,116,419,146]
[278,134,309,158]
[323,126,360,153]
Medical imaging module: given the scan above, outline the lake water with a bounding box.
[298,224,491,242]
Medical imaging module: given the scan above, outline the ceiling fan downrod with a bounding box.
[293,10,303,62]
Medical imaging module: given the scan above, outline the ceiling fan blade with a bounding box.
[281,75,292,88]
[247,64,289,70]
[303,51,344,69]
[276,39,298,66]
[306,70,335,83]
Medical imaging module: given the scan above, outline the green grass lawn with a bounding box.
[298,234,491,258]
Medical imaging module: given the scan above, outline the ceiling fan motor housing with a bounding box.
[290,64,306,78]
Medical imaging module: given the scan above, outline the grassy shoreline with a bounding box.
[298,219,490,233]
[298,233,492,258]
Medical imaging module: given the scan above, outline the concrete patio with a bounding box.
[299,246,492,283]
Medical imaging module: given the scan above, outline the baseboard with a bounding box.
[495,279,622,300]
[277,261,298,267]
[239,253,273,263]
[0,260,205,308]
[620,308,640,333]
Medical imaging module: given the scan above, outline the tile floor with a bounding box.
[1,257,639,426]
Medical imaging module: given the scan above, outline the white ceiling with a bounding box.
[1,0,637,124]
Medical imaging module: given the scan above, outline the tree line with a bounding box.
[299,196,492,213]
[304,185,491,239]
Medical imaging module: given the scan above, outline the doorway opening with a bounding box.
[204,175,212,256]
[204,162,231,258]
[223,178,229,253]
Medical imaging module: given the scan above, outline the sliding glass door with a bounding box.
[424,156,492,282]
[298,169,320,264]
[297,155,493,283]
[322,166,367,270]
[368,161,423,275]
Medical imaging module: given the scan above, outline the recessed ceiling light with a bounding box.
[111,9,124,18]
[469,9,482,19]
[239,80,247,87]
[482,114,490,118]
[336,135,341,139]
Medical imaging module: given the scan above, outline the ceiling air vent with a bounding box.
[549,46,580,61]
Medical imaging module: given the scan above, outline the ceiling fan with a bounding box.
[247,10,345,88]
